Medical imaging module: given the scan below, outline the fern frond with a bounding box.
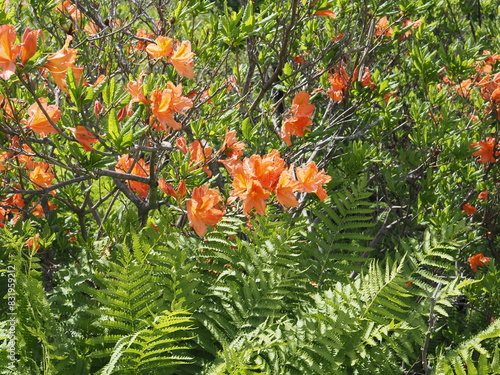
[301,177,375,286]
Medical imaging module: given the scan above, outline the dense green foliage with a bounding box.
[1,0,500,374]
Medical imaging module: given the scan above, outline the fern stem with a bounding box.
[421,281,442,375]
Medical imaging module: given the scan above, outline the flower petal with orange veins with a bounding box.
[296,161,331,201]
[146,36,173,59]
[169,41,195,79]
[23,98,61,136]
[187,185,224,237]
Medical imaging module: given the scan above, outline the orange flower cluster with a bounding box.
[280,91,315,146]
[150,82,193,130]
[0,193,24,228]
[126,80,193,131]
[327,66,375,102]
[475,50,500,74]
[375,16,393,38]
[186,185,224,237]
[146,37,195,79]
[44,35,85,93]
[221,149,331,215]
[470,137,499,164]
[0,24,42,80]
[22,98,62,137]
[115,154,150,199]
[468,253,491,272]
[176,137,214,176]
[444,51,500,117]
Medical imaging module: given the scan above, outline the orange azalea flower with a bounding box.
[44,35,84,92]
[274,166,301,208]
[280,90,315,146]
[126,80,148,105]
[456,79,472,98]
[189,140,213,177]
[462,203,477,216]
[327,66,349,101]
[296,161,331,201]
[115,154,150,199]
[23,98,61,136]
[169,41,195,79]
[221,129,246,158]
[150,82,193,130]
[476,73,500,102]
[24,233,41,253]
[243,149,285,191]
[484,50,500,65]
[468,253,491,272]
[146,36,173,59]
[31,200,58,217]
[293,55,306,64]
[186,185,224,237]
[313,10,337,18]
[2,193,25,213]
[68,126,99,151]
[375,16,393,38]
[470,137,498,164]
[44,35,77,74]
[126,79,148,115]
[230,167,270,215]
[358,67,375,89]
[478,190,489,202]
[20,28,43,65]
[29,162,55,189]
[0,24,21,80]
[332,33,344,42]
